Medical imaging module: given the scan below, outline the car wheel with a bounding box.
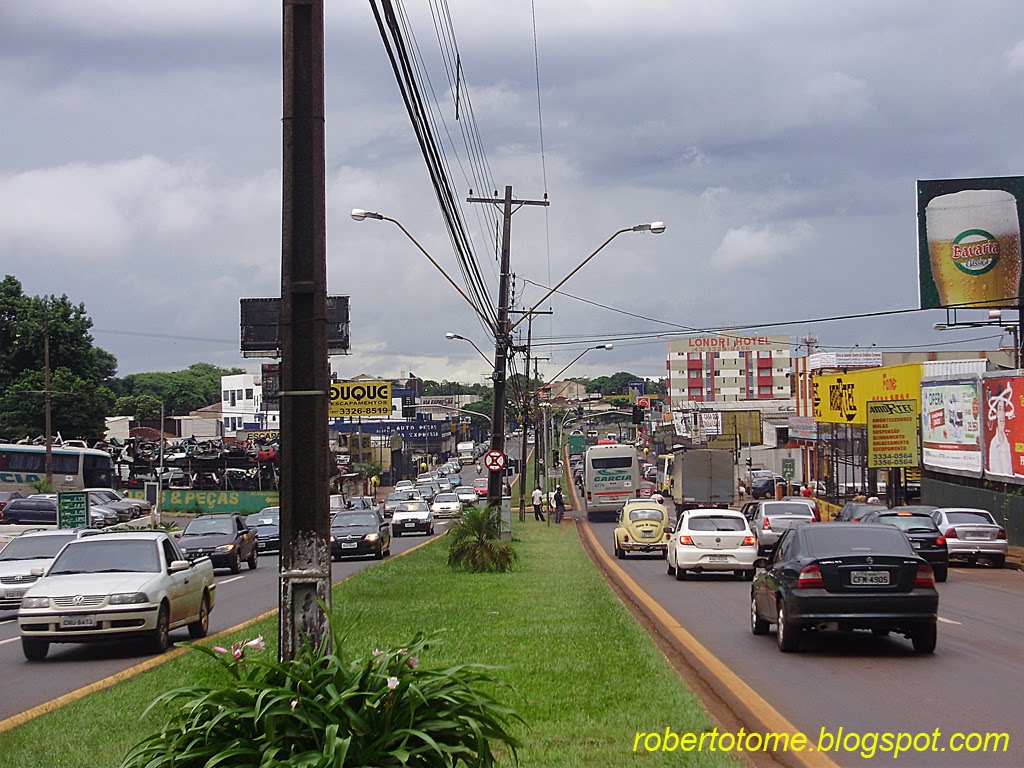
[989,554,1006,569]
[776,599,799,652]
[230,550,242,574]
[750,596,770,635]
[733,570,746,581]
[188,595,210,639]
[374,544,384,560]
[911,622,937,654]
[660,549,668,560]
[393,531,401,538]
[615,545,625,560]
[674,566,687,581]
[22,638,49,661]
[666,557,676,576]
[743,569,755,581]
[427,525,434,536]
[933,565,947,583]
[149,604,171,654]
[247,547,258,570]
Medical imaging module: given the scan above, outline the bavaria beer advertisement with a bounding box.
[917,176,1024,309]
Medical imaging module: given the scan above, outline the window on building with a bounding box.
[245,388,253,400]
[223,390,229,401]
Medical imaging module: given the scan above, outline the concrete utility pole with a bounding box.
[467,186,548,508]
[509,309,552,521]
[43,309,52,487]
[278,0,331,660]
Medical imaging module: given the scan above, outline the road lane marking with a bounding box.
[937,616,962,625]
[0,619,14,626]
[0,637,19,646]
[218,575,246,585]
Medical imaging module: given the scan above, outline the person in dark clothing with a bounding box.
[554,485,566,523]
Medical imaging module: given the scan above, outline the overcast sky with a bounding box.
[3,1,1024,387]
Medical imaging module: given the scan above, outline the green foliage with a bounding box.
[28,478,53,493]
[353,461,382,481]
[447,506,518,573]
[121,623,522,768]
[112,393,163,420]
[111,362,242,415]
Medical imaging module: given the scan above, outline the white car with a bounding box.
[454,486,479,505]
[430,493,463,519]
[391,501,434,536]
[18,531,216,660]
[0,529,99,610]
[931,507,1008,567]
[394,480,414,491]
[666,508,758,581]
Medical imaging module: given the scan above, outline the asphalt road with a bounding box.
[0,521,450,722]
[587,517,1024,767]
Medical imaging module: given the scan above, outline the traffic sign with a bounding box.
[483,450,507,473]
[781,458,795,480]
[637,396,651,408]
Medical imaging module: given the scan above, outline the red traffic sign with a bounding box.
[483,450,507,473]
[637,397,650,408]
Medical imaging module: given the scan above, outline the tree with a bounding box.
[112,363,243,415]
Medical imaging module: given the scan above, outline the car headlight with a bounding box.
[365,533,380,542]
[215,544,236,553]
[21,596,49,609]
[109,592,149,605]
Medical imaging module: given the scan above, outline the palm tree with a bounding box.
[447,506,517,573]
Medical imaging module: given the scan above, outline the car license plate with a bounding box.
[912,541,921,549]
[341,542,358,549]
[4,589,26,600]
[640,531,656,539]
[405,522,416,527]
[965,531,987,539]
[851,571,890,585]
[59,614,97,628]
[708,555,729,562]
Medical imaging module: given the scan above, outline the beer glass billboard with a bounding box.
[917,176,1024,309]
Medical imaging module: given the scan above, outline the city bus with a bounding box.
[0,442,116,496]
[583,443,639,521]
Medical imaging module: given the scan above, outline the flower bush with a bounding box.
[121,620,522,768]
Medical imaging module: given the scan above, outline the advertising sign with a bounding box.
[921,379,982,477]
[699,412,722,436]
[813,364,922,425]
[673,335,789,352]
[980,375,1024,483]
[331,419,445,440]
[328,381,392,418]
[57,491,89,529]
[918,176,1024,309]
[867,400,920,469]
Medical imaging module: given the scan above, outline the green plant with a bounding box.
[28,478,53,494]
[121,620,522,768]
[447,506,518,573]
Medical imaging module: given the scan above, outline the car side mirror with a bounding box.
[753,558,768,570]
[663,526,674,535]
[170,560,191,572]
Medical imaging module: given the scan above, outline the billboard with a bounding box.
[240,296,351,357]
[813,364,921,425]
[917,176,1024,309]
[331,419,446,440]
[921,379,982,477]
[867,400,919,469]
[329,381,392,418]
[981,375,1024,483]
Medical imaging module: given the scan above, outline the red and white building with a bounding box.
[666,335,792,407]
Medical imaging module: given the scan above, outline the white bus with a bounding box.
[583,443,639,521]
[0,443,116,496]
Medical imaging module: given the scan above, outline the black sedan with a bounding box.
[244,508,280,553]
[177,513,258,573]
[751,523,938,654]
[859,508,948,582]
[330,510,391,560]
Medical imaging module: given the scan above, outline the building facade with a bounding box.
[666,335,792,406]
[220,373,278,436]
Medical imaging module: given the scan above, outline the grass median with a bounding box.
[0,522,738,767]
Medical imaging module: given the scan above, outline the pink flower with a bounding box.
[372,649,384,657]
[232,646,244,661]
[407,656,419,669]
[245,636,265,651]
[212,646,228,654]
[398,647,408,655]
[387,676,399,690]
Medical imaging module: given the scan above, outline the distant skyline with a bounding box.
[4,1,1024,386]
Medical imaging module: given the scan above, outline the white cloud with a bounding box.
[1006,39,1024,71]
[710,221,814,271]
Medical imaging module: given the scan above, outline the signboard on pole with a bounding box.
[921,378,982,477]
[58,491,89,529]
[781,458,795,480]
[867,399,920,468]
[328,381,392,418]
[483,450,507,473]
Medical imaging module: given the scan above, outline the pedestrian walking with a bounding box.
[476,461,482,474]
[531,485,545,521]
[554,485,566,523]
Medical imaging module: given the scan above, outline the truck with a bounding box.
[670,449,734,511]
[456,441,476,466]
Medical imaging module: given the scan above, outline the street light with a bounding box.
[445,332,492,367]
[508,222,666,333]
[351,209,497,335]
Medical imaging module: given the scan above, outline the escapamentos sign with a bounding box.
[329,381,392,418]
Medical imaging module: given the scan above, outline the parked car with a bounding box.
[87,491,132,523]
[835,501,882,523]
[930,507,1008,568]
[330,509,391,560]
[244,507,280,553]
[750,523,939,653]
[748,501,817,555]
[613,500,672,559]
[454,486,479,505]
[749,471,786,499]
[859,507,948,582]
[0,528,99,610]
[1,496,108,527]
[0,491,24,514]
[177,514,258,573]
[667,508,757,580]
[18,531,217,660]
[430,492,463,519]
[391,501,434,536]
[86,487,151,518]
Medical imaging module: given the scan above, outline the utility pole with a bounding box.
[509,309,552,520]
[467,186,548,508]
[278,0,331,661]
[43,309,52,487]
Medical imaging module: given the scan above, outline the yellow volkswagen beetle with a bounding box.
[613,499,672,559]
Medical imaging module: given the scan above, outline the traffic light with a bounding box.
[631,405,643,425]
[745,457,753,469]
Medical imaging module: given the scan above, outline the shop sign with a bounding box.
[813,364,921,425]
[867,400,919,468]
[921,379,982,477]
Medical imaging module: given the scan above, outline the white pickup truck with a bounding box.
[17,530,216,661]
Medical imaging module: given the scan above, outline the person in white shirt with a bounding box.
[531,485,545,521]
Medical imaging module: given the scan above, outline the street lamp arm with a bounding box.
[423,402,493,424]
[445,332,492,366]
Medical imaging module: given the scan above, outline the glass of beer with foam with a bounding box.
[926,189,1021,307]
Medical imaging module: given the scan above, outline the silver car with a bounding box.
[749,501,817,555]
[931,507,1008,568]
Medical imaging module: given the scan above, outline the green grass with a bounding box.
[0,525,738,768]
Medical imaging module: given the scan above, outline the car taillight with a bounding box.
[586,492,592,501]
[935,536,946,546]
[944,527,957,539]
[762,517,772,530]
[915,564,935,588]
[997,527,1006,539]
[741,536,756,546]
[677,535,694,546]
[623,534,630,542]
[797,564,823,589]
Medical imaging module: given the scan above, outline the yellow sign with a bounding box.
[329,381,392,418]
[867,399,920,468]
[812,364,921,425]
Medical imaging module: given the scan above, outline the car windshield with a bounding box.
[687,515,746,532]
[183,517,235,536]
[246,511,279,527]
[456,487,475,494]
[332,513,378,528]
[349,498,373,509]
[803,526,913,558]
[397,502,428,513]
[435,494,458,503]
[945,510,996,525]
[0,534,76,561]
[764,503,814,517]
[50,540,161,574]
[628,508,664,522]
[877,514,939,533]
